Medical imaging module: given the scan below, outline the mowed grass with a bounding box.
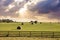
[0,22,60,31]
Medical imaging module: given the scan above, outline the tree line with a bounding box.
[0,19,14,23]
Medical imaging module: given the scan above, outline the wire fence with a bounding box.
[0,31,60,38]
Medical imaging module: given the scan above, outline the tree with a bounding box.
[34,21,38,24]
[0,20,2,22]
[2,19,6,22]
[30,21,33,23]
[6,19,10,23]
[58,22,60,24]
[21,22,24,25]
[30,21,34,25]
[40,22,42,24]
[1,19,14,23]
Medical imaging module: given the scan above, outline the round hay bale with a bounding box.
[17,26,21,30]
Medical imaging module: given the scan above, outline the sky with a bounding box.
[0,0,60,22]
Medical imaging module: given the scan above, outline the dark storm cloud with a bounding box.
[28,0,60,13]
[3,0,14,6]
[27,0,60,19]
[0,0,14,6]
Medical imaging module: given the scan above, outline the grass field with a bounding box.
[0,22,60,31]
[0,22,60,40]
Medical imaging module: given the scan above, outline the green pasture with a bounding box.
[0,22,60,31]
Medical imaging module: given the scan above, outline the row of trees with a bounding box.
[30,21,38,24]
[20,21,42,26]
[0,19,14,23]
[30,21,42,25]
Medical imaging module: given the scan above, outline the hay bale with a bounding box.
[17,26,21,30]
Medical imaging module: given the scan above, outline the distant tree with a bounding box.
[30,21,34,25]
[0,20,2,22]
[1,19,14,23]
[31,22,33,25]
[21,22,24,25]
[40,22,42,24]
[58,22,60,24]
[30,21,33,23]
[2,19,6,22]
[6,19,10,23]
[50,22,52,24]
[34,21,38,24]
[9,20,14,22]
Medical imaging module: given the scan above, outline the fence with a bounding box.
[0,31,60,38]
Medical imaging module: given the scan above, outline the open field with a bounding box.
[0,22,60,31]
[0,23,60,40]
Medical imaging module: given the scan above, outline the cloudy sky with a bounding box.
[0,0,60,22]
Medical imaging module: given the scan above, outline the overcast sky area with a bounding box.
[0,0,60,22]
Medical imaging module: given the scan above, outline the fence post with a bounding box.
[41,32,43,37]
[6,31,9,37]
[30,31,31,37]
[52,32,54,38]
[19,31,20,37]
